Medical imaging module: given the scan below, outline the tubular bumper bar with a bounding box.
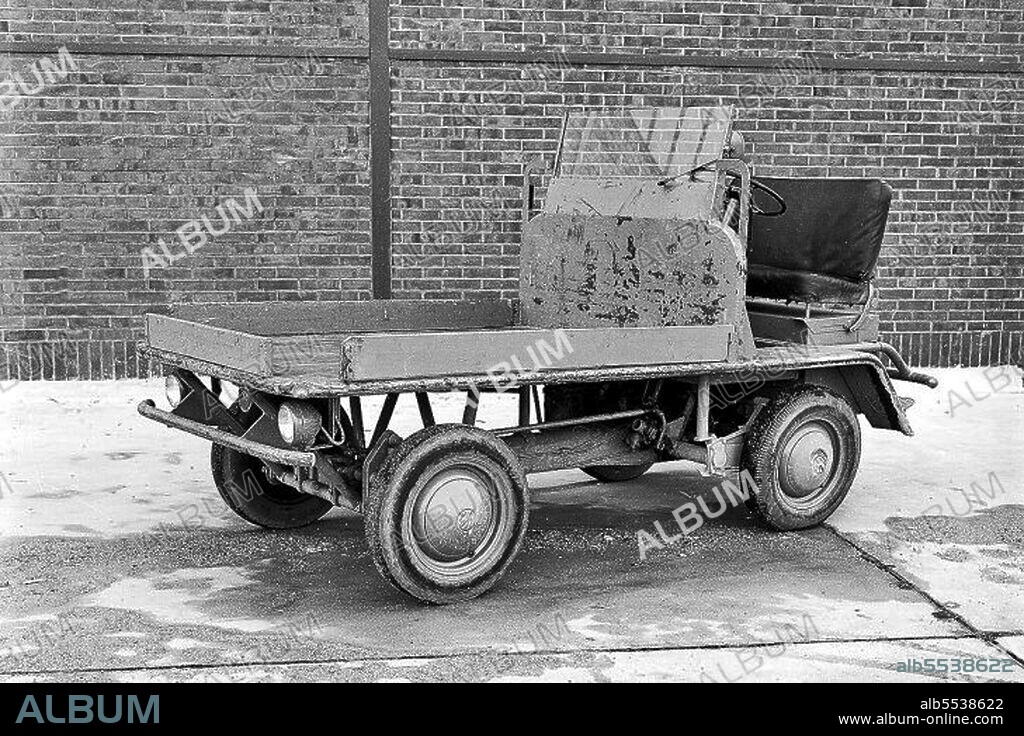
[137,399,316,468]
[848,342,939,388]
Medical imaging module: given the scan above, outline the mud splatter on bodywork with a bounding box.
[521,214,749,349]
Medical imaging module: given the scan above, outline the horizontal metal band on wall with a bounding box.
[0,42,370,59]
[1,41,1021,75]
[392,48,1024,75]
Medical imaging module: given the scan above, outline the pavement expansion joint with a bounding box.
[824,524,1024,668]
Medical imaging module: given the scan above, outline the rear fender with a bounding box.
[803,361,913,435]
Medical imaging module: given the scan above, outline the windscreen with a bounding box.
[556,106,734,179]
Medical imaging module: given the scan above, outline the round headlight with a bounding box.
[164,375,185,408]
[278,401,322,449]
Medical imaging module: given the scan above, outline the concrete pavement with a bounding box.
[0,369,1021,682]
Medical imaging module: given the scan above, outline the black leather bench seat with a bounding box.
[747,177,892,305]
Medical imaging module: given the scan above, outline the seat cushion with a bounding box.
[747,177,891,304]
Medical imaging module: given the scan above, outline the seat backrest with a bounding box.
[747,177,891,305]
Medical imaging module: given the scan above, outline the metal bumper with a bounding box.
[137,399,316,468]
[849,342,939,388]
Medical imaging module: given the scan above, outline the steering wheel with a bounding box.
[725,175,787,218]
[749,177,786,217]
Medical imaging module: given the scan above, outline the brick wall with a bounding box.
[1,2,372,379]
[392,1,1024,61]
[2,1,1022,378]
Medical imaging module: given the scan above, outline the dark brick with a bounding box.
[22,269,66,280]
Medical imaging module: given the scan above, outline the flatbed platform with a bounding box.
[142,299,898,400]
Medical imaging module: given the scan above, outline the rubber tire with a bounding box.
[742,385,861,531]
[211,443,333,529]
[364,424,530,604]
[582,464,653,482]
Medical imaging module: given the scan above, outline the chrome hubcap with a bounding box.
[411,467,497,562]
[779,420,837,499]
[402,456,516,586]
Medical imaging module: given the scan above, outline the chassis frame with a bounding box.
[138,336,935,517]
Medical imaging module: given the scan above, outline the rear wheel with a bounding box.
[210,403,331,529]
[742,386,861,531]
[582,464,653,482]
[364,424,529,604]
[546,383,653,483]
[211,444,333,529]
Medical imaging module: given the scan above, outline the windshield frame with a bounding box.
[553,105,735,181]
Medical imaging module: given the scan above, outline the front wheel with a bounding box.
[742,386,861,531]
[364,424,529,604]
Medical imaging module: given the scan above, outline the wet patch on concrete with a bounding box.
[839,505,1024,633]
[105,452,141,461]
[84,566,276,633]
[885,505,1024,547]
[26,489,83,500]
[60,524,103,536]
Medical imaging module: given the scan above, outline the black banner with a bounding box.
[0,682,1017,731]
